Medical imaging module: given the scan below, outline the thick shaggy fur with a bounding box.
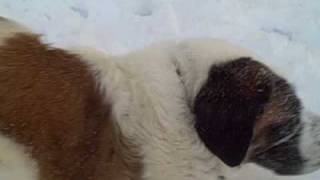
[1,17,320,180]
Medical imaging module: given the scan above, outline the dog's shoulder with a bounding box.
[0,18,141,180]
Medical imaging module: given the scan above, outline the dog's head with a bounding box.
[174,39,320,175]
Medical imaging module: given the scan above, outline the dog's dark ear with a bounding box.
[194,57,272,167]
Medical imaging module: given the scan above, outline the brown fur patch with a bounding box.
[253,78,300,146]
[0,34,141,180]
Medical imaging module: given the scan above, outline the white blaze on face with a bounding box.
[0,134,39,180]
[299,110,320,174]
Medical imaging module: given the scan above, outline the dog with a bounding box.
[1,17,320,180]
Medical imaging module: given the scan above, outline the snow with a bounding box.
[0,0,319,179]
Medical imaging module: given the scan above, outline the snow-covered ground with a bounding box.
[0,0,319,179]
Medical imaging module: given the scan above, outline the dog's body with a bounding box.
[1,17,320,180]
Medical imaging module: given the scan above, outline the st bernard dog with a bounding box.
[0,16,320,180]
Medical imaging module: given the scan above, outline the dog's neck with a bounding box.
[76,46,233,180]
[170,39,255,110]
[70,39,320,178]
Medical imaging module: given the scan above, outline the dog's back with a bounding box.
[0,17,140,180]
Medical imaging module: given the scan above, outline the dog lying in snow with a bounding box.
[0,16,320,180]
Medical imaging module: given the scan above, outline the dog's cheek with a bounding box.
[249,116,305,175]
[297,111,320,174]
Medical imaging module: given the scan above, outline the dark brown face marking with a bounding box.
[249,74,304,175]
[194,57,272,167]
[194,57,304,174]
[0,34,141,180]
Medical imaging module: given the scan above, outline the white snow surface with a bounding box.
[0,0,319,179]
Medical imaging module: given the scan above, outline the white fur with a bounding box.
[170,39,255,106]
[0,17,260,179]
[75,39,257,180]
[3,17,319,179]
[299,110,320,174]
[0,133,39,180]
